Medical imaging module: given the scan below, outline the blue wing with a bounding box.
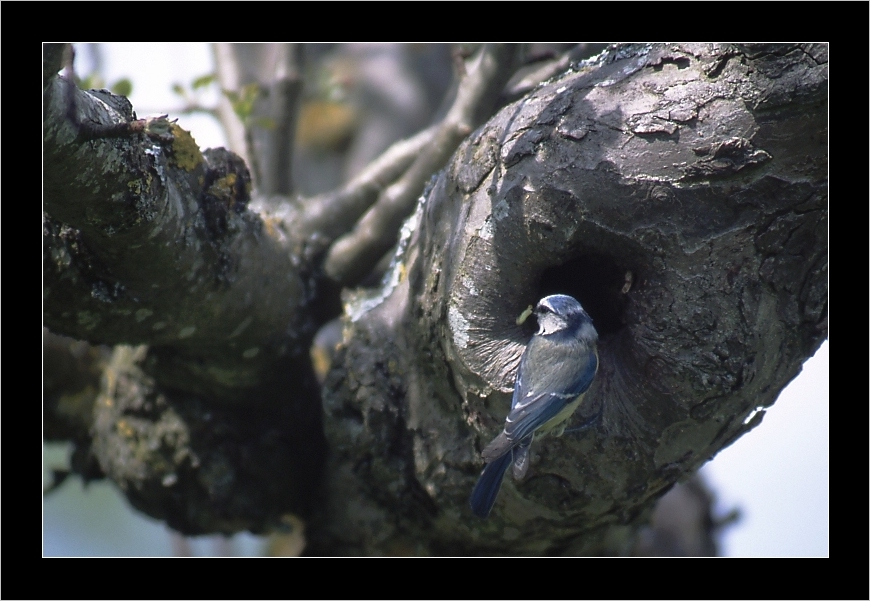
[504,335,597,442]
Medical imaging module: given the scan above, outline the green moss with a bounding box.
[169,123,204,171]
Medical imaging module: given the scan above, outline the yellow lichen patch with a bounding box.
[213,173,237,197]
[168,122,204,171]
[127,173,152,197]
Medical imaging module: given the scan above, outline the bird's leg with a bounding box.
[510,435,534,480]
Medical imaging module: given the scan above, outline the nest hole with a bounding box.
[538,254,629,338]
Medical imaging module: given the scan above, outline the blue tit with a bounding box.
[470,294,599,519]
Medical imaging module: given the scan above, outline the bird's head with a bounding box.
[534,294,597,342]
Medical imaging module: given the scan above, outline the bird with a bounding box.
[470,294,599,519]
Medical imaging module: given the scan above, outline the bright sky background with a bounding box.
[43,43,829,557]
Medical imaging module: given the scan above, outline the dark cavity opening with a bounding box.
[538,254,628,337]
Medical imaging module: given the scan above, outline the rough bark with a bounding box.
[42,44,521,536]
[43,56,326,532]
[309,43,827,554]
[43,43,827,553]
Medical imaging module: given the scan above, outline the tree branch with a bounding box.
[298,123,438,239]
[43,76,311,397]
[212,43,251,163]
[43,43,68,90]
[263,44,304,196]
[212,44,257,163]
[213,44,306,197]
[43,43,826,552]
[311,43,828,555]
[322,44,522,286]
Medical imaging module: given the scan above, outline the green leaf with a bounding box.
[111,78,133,97]
[223,83,262,121]
[78,73,104,91]
[191,73,216,90]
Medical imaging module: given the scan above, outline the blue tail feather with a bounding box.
[470,451,512,518]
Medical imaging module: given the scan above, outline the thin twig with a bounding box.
[212,43,253,172]
[323,44,521,286]
[300,123,438,239]
[264,44,304,196]
[214,44,305,197]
